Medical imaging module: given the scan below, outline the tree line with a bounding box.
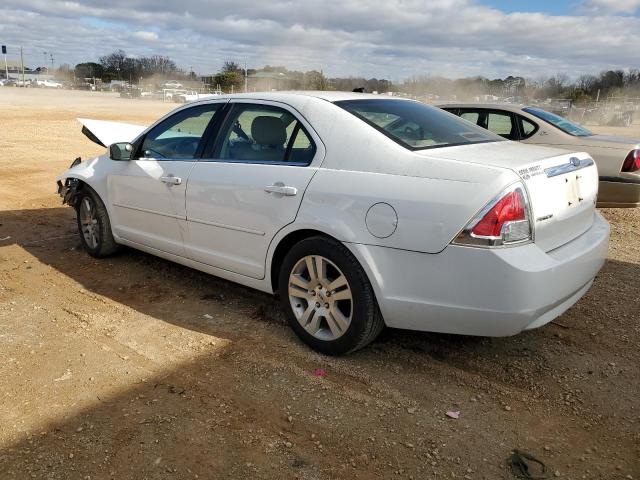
[65,49,640,102]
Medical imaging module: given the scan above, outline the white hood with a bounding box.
[78,118,146,148]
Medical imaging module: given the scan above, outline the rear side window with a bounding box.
[486,112,517,140]
[336,99,502,150]
[216,104,316,165]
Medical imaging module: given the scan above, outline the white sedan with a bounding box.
[57,92,610,355]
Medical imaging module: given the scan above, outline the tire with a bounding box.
[75,187,119,258]
[278,236,384,355]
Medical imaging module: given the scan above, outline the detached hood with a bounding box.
[78,118,147,148]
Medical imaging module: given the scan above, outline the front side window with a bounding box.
[522,107,592,137]
[216,104,316,165]
[336,99,502,150]
[140,104,221,159]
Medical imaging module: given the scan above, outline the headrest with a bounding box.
[251,116,286,146]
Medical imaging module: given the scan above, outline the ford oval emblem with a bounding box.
[570,157,580,167]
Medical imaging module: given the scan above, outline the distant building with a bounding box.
[1,60,52,81]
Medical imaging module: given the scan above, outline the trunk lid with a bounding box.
[418,141,599,251]
[571,134,640,150]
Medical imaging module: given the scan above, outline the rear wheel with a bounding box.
[75,188,119,258]
[278,236,384,355]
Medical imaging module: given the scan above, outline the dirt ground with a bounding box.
[0,88,638,480]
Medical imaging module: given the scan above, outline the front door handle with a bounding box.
[160,175,182,186]
[264,184,297,196]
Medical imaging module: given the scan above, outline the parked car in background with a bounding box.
[37,79,63,88]
[175,91,224,103]
[57,92,609,354]
[0,79,16,87]
[439,103,640,207]
[162,80,183,89]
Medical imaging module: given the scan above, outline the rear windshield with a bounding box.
[522,107,593,137]
[335,99,503,150]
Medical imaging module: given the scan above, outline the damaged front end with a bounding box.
[57,157,83,206]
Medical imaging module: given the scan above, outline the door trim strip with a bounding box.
[113,202,185,220]
[188,217,265,236]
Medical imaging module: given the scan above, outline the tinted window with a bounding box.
[522,107,592,137]
[217,104,316,164]
[519,116,538,139]
[336,99,502,150]
[140,104,220,159]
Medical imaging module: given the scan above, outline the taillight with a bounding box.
[621,149,640,172]
[453,183,533,247]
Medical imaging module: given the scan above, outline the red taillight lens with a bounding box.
[471,189,526,238]
[622,149,640,172]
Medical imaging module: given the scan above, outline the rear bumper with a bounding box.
[347,212,610,336]
[597,177,640,208]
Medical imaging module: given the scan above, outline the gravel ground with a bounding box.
[0,88,638,479]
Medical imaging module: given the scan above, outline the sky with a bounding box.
[0,0,639,80]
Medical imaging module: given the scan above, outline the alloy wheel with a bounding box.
[79,197,99,249]
[288,255,353,341]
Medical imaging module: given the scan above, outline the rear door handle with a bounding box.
[160,175,182,186]
[264,184,297,196]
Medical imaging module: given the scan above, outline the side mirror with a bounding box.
[109,142,134,161]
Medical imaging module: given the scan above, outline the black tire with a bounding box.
[75,187,119,258]
[278,236,384,355]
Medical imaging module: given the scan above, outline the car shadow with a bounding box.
[2,206,640,477]
[2,205,639,360]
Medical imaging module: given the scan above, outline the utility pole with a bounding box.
[50,53,54,71]
[244,60,248,93]
[2,45,8,80]
[20,47,25,85]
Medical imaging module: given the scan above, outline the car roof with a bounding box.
[437,103,529,112]
[190,90,408,105]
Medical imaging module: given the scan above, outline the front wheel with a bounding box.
[278,236,384,355]
[75,188,119,258]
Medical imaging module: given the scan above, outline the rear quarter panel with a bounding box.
[293,100,521,253]
[298,166,517,254]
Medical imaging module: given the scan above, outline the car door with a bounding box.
[184,100,324,279]
[108,102,225,256]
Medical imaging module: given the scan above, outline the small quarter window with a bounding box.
[519,116,538,139]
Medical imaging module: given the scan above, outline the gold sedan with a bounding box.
[439,103,640,207]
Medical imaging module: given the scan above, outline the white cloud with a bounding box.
[582,0,640,13]
[132,31,159,41]
[0,0,639,79]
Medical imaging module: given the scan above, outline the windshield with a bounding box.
[336,99,503,150]
[522,107,593,137]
